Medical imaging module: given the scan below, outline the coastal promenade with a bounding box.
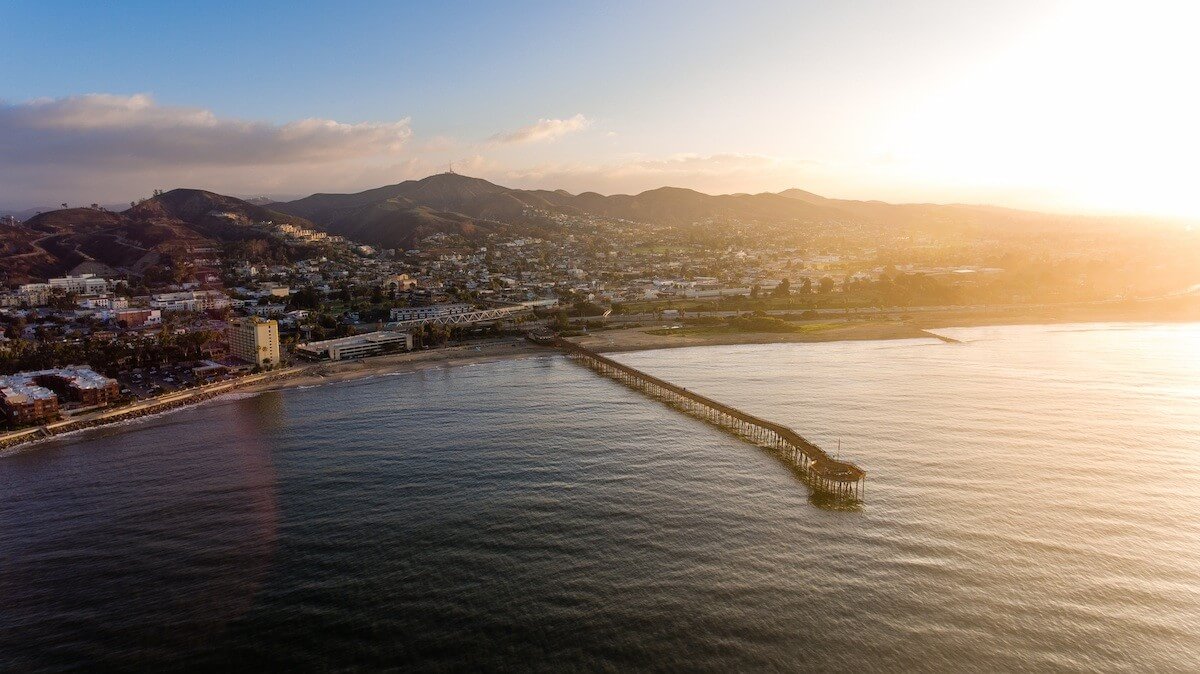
[550,337,867,500]
[0,366,305,451]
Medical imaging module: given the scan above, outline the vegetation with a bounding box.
[646,315,839,337]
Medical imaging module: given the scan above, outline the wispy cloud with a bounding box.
[0,94,415,203]
[0,94,411,167]
[488,114,590,145]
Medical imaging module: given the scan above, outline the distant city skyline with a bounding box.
[2,0,1197,219]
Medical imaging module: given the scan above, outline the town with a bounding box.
[1,198,1197,431]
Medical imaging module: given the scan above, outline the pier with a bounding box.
[551,338,866,501]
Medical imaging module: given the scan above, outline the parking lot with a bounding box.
[117,364,204,399]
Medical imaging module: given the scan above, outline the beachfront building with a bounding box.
[0,366,121,426]
[295,331,412,361]
[33,367,121,405]
[228,317,281,368]
[0,378,60,426]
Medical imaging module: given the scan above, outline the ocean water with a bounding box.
[2,323,1198,671]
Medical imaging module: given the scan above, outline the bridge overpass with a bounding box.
[383,305,531,331]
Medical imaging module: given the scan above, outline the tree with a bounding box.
[553,311,570,331]
[772,278,791,297]
[750,284,760,299]
[818,277,835,294]
[800,278,812,295]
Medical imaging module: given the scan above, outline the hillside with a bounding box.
[4,174,1162,283]
[275,172,1116,251]
[0,190,320,284]
[271,174,577,248]
[278,171,1123,250]
[270,173,850,248]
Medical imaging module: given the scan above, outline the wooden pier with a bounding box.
[553,338,866,501]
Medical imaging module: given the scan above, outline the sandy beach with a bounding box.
[241,338,551,394]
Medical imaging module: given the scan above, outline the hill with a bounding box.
[0,190,321,284]
[274,172,1114,251]
[270,173,578,249]
[270,173,852,248]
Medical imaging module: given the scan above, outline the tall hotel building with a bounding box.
[228,317,281,367]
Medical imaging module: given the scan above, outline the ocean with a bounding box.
[2,323,1198,671]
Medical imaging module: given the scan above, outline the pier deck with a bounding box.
[553,337,866,501]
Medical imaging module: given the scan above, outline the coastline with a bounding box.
[239,339,547,394]
[2,301,1196,453]
[0,339,551,453]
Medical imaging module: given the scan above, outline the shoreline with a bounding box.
[2,306,1196,453]
[238,339,548,395]
[0,339,550,453]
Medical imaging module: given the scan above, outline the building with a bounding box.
[259,283,290,298]
[245,303,287,318]
[15,283,53,306]
[115,309,162,328]
[295,331,412,361]
[0,379,59,426]
[31,367,121,405]
[389,303,472,322]
[0,366,120,426]
[150,290,231,313]
[227,317,281,367]
[77,294,129,310]
[520,298,560,309]
[384,273,419,293]
[50,273,109,295]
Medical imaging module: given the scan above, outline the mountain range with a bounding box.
[270,173,1130,250]
[0,173,1153,284]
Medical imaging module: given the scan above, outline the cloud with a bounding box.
[0,95,838,207]
[488,114,590,145]
[0,94,411,168]
[0,94,415,204]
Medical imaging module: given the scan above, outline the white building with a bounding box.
[295,331,412,361]
[150,290,231,312]
[50,273,109,295]
[14,283,53,306]
[76,295,129,310]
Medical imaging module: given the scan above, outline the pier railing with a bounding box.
[554,338,865,500]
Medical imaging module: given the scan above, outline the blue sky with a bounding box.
[2,1,1197,218]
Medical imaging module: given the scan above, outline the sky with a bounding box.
[2,0,1197,219]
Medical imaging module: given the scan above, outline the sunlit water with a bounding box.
[2,323,1198,671]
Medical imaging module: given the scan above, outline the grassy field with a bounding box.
[647,317,841,337]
